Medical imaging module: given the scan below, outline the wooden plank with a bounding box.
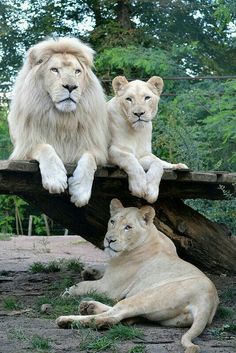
[0,160,235,185]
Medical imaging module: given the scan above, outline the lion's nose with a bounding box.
[134,112,145,118]
[63,84,78,92]
[106,236,116,244]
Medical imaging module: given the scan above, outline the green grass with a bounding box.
[36,295,81,319]
[29,259,84,274]
[65,259,84,272]
[3,296,21,310]
[29,261,61,274]
[129,345,146,353]
[210,323,236,337]
[216,306,235,319]
[9,329,51,351]
[106,324,144,341]
[78,324,144,352]
[221,287,236,300]
[30,335,51,350]
[81,335,115,352]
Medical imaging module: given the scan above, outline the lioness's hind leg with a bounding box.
[79,301,111,315]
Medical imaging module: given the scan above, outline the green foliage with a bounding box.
[106,324,143,341]
[65,259,84,272]
[0,105,11,159]
[129,346,146,353]
[216,306,235,319]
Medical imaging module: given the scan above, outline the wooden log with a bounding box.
[0,160,235,273]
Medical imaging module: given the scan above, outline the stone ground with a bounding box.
[0,235,235,353]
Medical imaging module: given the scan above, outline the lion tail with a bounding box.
[181,305,216,353]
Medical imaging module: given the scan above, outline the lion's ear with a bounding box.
[147,76,164,95]
[110,199,124,215]
[112,76,129,94]
[27,47,44,68]
[139,206,155,225]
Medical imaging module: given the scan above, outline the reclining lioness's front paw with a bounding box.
[40,158,67,194]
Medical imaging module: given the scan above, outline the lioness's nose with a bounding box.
[63,84,78,92]
[134,112,145,117]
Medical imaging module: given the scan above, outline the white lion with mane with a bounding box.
[8,37,109,207]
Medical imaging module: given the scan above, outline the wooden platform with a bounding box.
[0,160,235,273]
[0,160,235,200]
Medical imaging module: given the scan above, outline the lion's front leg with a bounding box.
[139,155,164,203]
[109,145,146,198]
[32,143,67,194]
[68,152,97,207]
[62,278,106,298]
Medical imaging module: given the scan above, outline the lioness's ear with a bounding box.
[110,198,124,215]
[139,206,155,225]
[147,76,164,95]
[112,76,129,94]
[28,47,41,67]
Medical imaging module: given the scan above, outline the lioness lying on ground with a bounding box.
[108,76,188,203]
[8,37,109,207]
[57,199,219,353]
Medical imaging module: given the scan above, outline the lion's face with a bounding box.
[104,199,155,257]
[42,53,86,113]
[112,76,164,129]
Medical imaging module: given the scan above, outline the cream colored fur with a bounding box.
[57,199,219,353]
[8,37,109,206]
[108,76,188,203]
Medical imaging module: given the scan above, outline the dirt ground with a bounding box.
[0,236,235,353]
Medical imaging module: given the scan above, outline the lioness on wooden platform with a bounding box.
[56,199,219,353]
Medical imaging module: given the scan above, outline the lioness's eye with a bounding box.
[75,69,81,75]
[126,97,132,102]
[124,225,132,231]
[110,219,115,224]
[50,68,59,73]
[145,96,151,100]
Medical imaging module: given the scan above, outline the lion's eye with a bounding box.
[110,219,115,225]
[145,96,151,100]
[75,69,81,75]
[126,97,132,102]
[50,68,59,73]
[124,225,132,231]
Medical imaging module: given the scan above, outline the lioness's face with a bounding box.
[43,53,85,113]
[112,76,164,129]
[104,199,155,257]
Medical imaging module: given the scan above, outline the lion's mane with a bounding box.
[8,37,109,165]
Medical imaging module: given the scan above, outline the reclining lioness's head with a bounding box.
[112,76,163,129]
[104,199,155,257]
[27,38,95,113]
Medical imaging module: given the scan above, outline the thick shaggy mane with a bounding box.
[8,38,109,165]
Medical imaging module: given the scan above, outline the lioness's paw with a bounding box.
[68,176,91,207]
[145,185,159,204]
[56,316,74,329]
[172,163,188,170]
[40,158,67,194]
[129,172,147,198]
[79,301,96,315]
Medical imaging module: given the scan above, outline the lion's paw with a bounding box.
[40,158,67,194]
[79,301,97,315]
[172,163,189,170]
[68,176,91,207]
